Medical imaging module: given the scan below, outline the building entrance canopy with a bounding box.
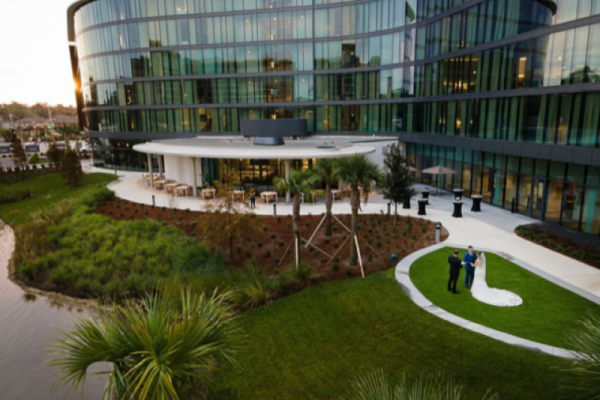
[133,136,377,160]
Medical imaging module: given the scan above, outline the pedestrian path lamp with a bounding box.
[435,222,442,243]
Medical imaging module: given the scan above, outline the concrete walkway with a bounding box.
[95,168,600,300]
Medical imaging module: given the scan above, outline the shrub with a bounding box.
[238,270,274,308]
[285,263,313,286]
[29,154,40,164]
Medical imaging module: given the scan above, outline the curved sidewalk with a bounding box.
[394,243,594,360]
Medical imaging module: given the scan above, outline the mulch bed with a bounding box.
[96,198,448,280]
[516,224,600,270]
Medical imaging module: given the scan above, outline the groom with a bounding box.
[463,245,477,288]
[447,250,462,294]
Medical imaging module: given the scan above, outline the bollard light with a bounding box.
[435,222,442,244]
[152,195,155,207]
[273,203,277,217]
[387,203,391,216]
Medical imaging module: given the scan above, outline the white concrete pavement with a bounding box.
[92,167,600,300]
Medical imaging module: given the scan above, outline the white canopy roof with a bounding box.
[133,136,380,160]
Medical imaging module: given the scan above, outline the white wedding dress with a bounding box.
[470,253,522,307]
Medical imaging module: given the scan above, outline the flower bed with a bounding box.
[96,197,448,281]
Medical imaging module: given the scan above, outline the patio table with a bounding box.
[230,190,245,200]
[261,191,278,204]
[175,185,190,197]
[202,188,216,199]
[165,183,179,194]
[154,179,168,190]
[331,189,341,201]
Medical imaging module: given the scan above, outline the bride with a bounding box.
[470,252,522,307]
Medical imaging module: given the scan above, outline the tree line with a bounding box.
[0,102,77,121]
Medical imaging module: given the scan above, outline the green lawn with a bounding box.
[213,269,570,400]
[0,173,117,226]
[410,247,600,350]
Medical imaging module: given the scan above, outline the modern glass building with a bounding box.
[68,0,600,236]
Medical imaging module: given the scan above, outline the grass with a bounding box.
[410,247,600,350]
[0,172,117,226]
[213,269,570,400]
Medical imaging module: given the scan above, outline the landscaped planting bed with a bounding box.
[96,197,448,281]
[516,224,600,269]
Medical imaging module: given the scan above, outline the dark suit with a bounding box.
[447,255,462,293]
[463,251,477,288]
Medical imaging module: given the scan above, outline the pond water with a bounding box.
[0,224,105,400]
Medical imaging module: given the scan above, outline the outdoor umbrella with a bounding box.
[421,165,456,194]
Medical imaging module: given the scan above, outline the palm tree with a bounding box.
[314,158,338,237]
[51,289,238,400]
[344,370,498,400]
[335,155,382,267]
[562,316,600,400]
[274,168,319,268]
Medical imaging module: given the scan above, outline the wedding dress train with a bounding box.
[470,253,522,307]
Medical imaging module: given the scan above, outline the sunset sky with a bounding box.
[0,0,76,106]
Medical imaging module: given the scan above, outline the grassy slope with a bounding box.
[410,247,600,349]
[214,269,569,400]
[0,173,117,226]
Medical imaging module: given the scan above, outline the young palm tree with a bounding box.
[344,370,498,400]
[51,289,238,400]
[335,155,382,267]
[314,158,338,237]
[274,169,319,268]
[562,316,600,400]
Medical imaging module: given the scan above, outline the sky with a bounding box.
[0,0,76,106]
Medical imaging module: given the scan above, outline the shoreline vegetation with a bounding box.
[5,173,446,307]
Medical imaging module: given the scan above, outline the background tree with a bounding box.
[47,141,63,170]
[274,169,319,269]
[201,169,260,262]
[61,149,83,187]
[381,143,415,226]
[57,124,81,151]
[314,158,338,237]
[0,128,14,142]
[51,290,238,400]
[335,155,382,267]
[11,137,27,170]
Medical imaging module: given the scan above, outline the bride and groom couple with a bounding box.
[447,246,522,307]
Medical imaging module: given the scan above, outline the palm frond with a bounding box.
[51,289,238,400]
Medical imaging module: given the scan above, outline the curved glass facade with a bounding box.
[70,0,600,235]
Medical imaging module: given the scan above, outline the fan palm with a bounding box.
[335,155,382,267]
[274,168,319,268]
[50,289,238,400]
[343,370,498,400]
[314,158,338,237]
[562,316,600,400]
